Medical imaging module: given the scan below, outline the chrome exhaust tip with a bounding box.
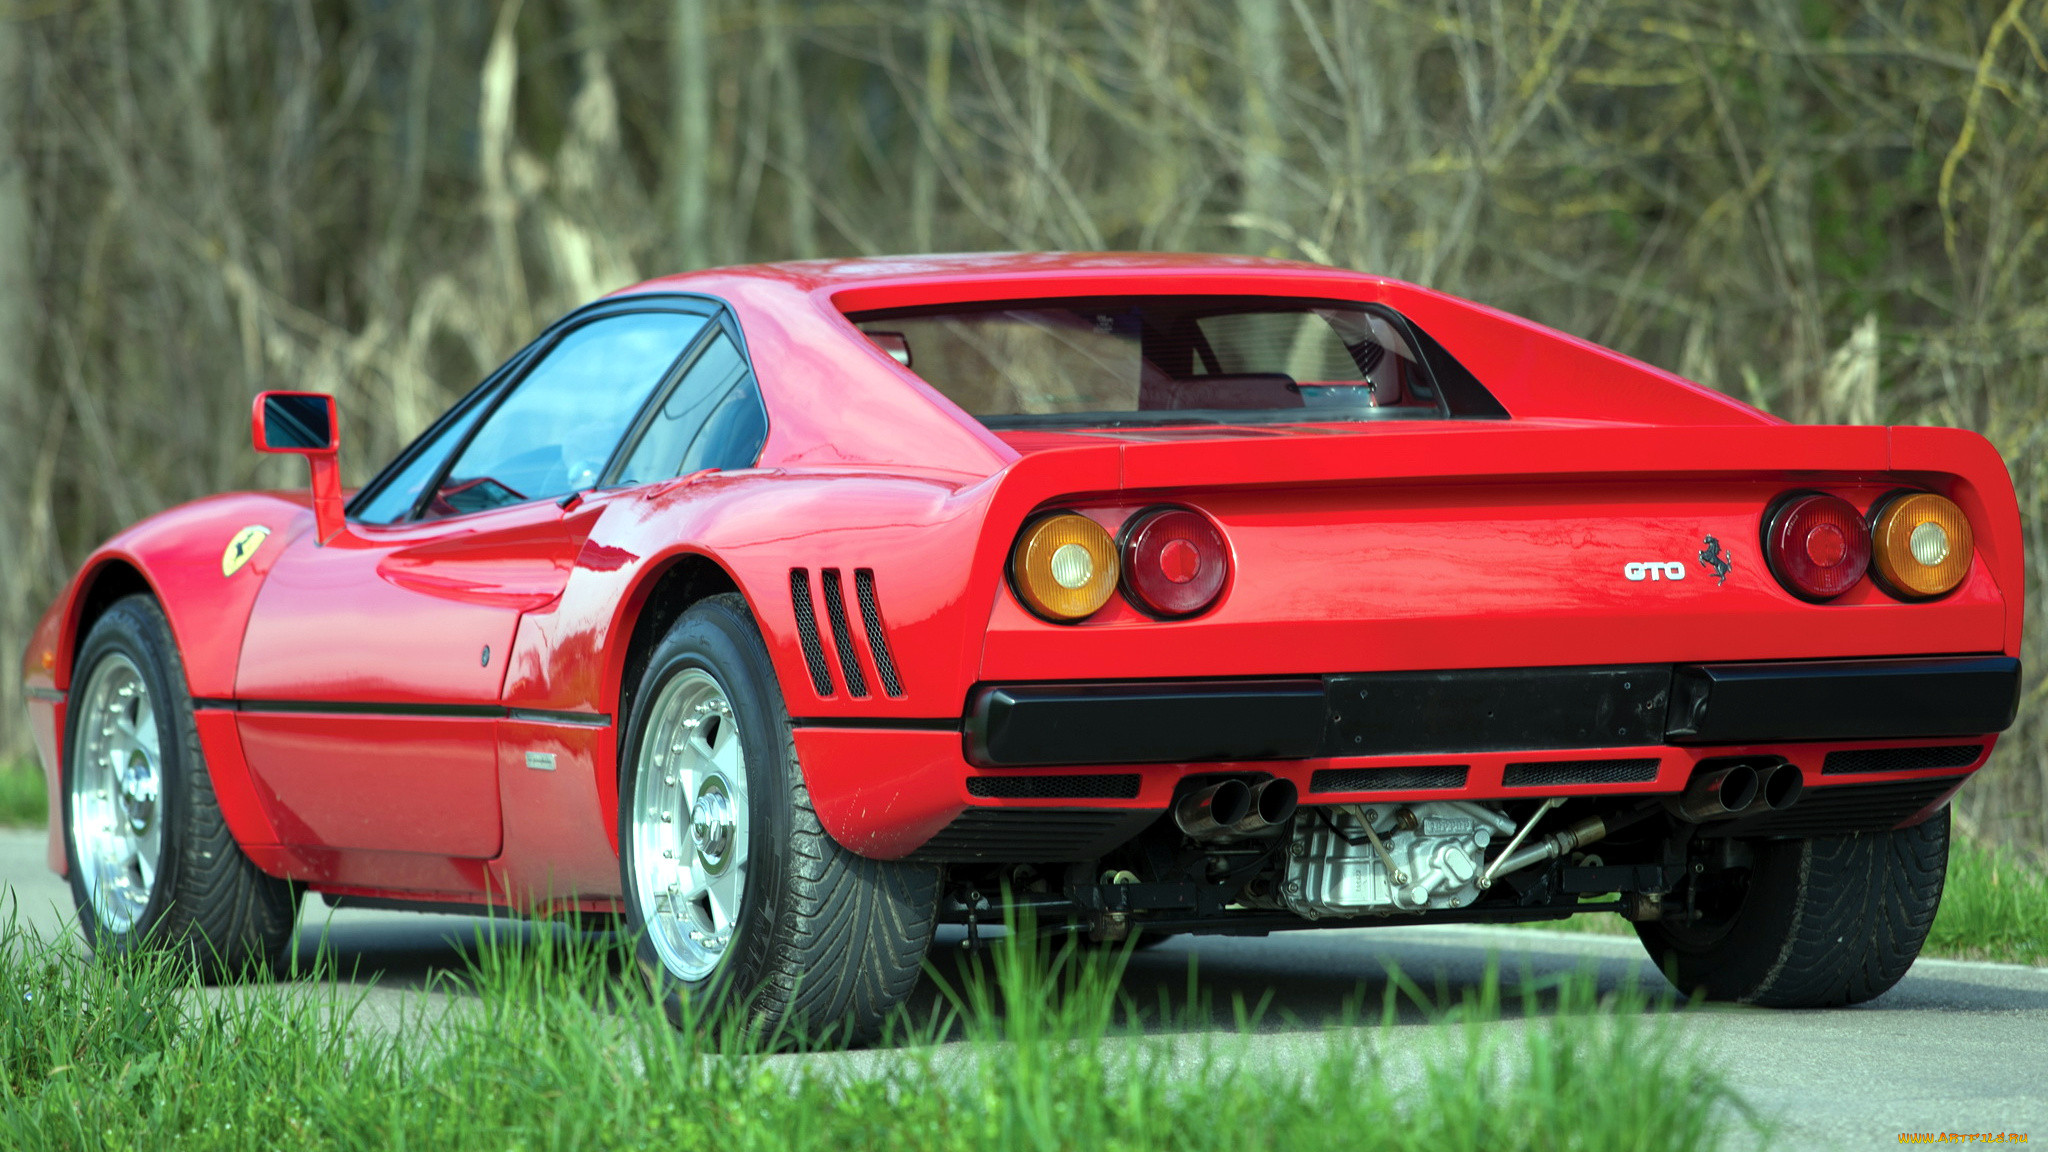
[1669,763,1759,823]
[1746,762,1804,814]
[1173,780,1252,840]
[1225,778,1298,838]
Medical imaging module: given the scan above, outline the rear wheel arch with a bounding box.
[612,552,745,733]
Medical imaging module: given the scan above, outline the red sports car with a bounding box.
[23,253,2023,1040]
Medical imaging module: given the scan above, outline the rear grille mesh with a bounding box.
[818,568,869,699]
[1729,778,1960,838]
[1502,758,1660,787]
[903,808,1157,862]
[788,569,834,697]
[853,569,904,697]
[1310,766,1469,793]
[966,774,1142,800]
[1821,744,1982,776]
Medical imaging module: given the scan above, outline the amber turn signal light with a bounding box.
[1870,491,1972,599]
[1011,512,1119,621]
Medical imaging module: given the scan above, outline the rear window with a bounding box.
[847,295,1502,429]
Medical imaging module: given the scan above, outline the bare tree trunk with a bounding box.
[480,0,530,325]
[766,1,817,257]
[671,0,711,268]
[0,12,35,756]
[909,0,952,252]
[1237,0,1285,250]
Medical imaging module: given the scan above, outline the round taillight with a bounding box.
[1011,512,1119,621]
[1763,493,1870,601]
[1120,507,1229,617]
[1869,491,1972,599]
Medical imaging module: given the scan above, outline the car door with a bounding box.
[234,304,713,863]
[486,315,772,899]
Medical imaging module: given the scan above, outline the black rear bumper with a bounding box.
[964,656,2022,768]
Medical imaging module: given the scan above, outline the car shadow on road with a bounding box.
[897,925,1689,1038]
[276,909,2048,1048]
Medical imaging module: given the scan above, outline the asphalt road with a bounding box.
[5,825,2044,1148]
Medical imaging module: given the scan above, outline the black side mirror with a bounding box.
[253,391,338,453]
[250,391,346,544]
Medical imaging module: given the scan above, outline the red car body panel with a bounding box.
[24,254,2024,907]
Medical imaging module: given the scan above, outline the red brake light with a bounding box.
[1121,508,1229,617]
[1763,493,1870,601]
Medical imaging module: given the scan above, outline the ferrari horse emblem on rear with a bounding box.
[220,525,271,576]
[1699,535,1734,583]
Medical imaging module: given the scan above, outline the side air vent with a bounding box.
[853,569,904,697]
[1821,744,1982,776]
[1310,766,1468,793]
[966,774,1142,800]
[818,568,869,699]
[1502,758,1660,787]
[788,569,834,697]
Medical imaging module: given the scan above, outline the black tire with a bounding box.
[61,595,299,977]
[617,593,941,1045]
[1635,808,1949,1007]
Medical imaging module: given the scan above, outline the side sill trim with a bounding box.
[194,698,612,727]
[788,716,960,731]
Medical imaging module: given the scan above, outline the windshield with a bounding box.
[848,296,1494,429]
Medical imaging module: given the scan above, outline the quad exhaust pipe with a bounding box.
[1668,760,1804,823]
[1482,760,1807,888]
[1174,778,1298,841]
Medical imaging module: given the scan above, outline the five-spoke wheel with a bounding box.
[62,595,299,975]
[630,669,750,982]
[70,653,165,934]
[618,593,941,1044]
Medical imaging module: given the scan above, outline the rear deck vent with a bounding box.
[966,774,1142,800]
[853,569,904,697]
[788,569,834,697]
[1502,758,1660,787]
[818,568,869,698]
[1821,744,1982,776]
[1310,766,1468,793]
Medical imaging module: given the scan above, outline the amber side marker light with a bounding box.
[1011,512,1120,621]
[1870,491,1973,599]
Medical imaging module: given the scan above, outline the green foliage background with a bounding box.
[0,0,2041,847]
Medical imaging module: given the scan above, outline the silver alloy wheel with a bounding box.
[70,653,164,934]
[631,668,750,982]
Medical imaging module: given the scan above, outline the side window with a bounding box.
[614,330,764,484]
[351,385,498,524]
[679,375,767,473]
[428,311,707,518]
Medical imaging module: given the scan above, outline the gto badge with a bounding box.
[1624,561,1687,582]
[221,525,271,577]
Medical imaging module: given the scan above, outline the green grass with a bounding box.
[1514,835,2048,965]
[0,908,1763,1151]
[0,762,45,828]
[1927,836,2048,965]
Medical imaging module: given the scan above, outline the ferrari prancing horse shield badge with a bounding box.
[221,525,271,576]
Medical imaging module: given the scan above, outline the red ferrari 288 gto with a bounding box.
[23,253,2023,1040]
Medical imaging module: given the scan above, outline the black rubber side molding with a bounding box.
[1665,656,2021,744]
[967,679,1326,767]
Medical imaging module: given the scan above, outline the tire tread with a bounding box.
[70,596,297,979]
